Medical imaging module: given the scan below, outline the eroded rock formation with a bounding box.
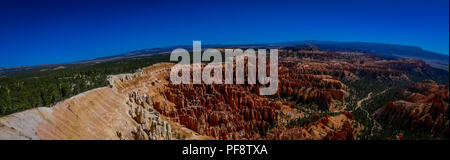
[126,91,172,140]
[375,81,449,135]
[0,48,447,140]
[157,83,280,140]
[0,64,176,140]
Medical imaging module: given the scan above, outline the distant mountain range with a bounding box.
[274,41,449,70]
[1,40,448,74]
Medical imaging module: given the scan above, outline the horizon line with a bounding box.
[1,40,448,69]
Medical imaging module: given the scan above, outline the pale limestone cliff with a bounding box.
[0,63,176,140]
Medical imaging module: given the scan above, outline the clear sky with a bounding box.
[0,0,448,67]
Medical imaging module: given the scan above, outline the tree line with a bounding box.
[0,54,170,116]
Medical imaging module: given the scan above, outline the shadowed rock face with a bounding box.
[159,83,280,140]
[375,81,449,135]
[126,91,172,140]
[272,112,358,140]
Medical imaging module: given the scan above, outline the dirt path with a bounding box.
[354,88,389,137]
[356,92,372,110]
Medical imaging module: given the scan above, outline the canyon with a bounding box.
[0,48,448,140]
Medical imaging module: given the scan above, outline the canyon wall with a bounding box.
[1,49,447,140]
[0,63,176,140]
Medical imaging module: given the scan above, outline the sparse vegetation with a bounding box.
[0,54,170,116]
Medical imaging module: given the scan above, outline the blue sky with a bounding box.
[0,0,448,67]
